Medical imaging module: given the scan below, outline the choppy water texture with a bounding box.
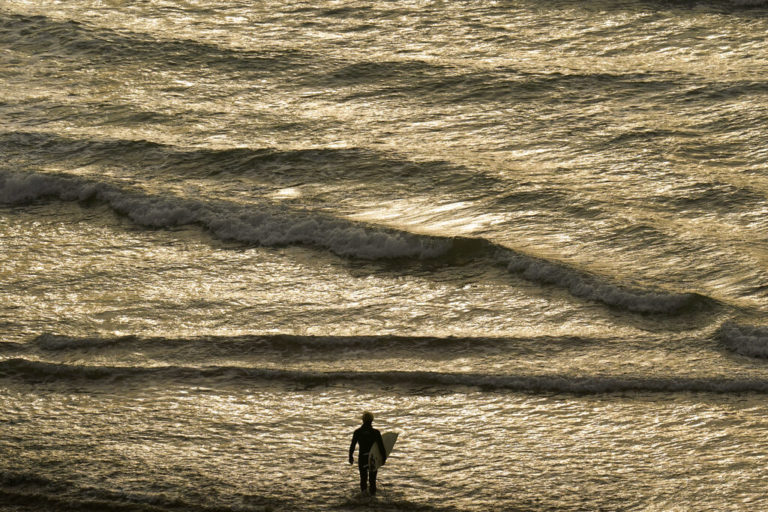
[2,0,768,510]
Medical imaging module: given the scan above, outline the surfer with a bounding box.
[348,411,387,496]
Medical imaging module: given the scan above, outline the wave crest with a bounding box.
[505,254,711,314]
[0,170,452,260]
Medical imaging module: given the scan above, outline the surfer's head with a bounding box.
[362,411,374,424]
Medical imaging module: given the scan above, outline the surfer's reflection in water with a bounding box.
[348,411,387,496]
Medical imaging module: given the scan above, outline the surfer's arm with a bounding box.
[348,431,358,463]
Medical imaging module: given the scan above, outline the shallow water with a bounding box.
[2,0,768,510]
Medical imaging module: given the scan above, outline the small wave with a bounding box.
[0,131,499,192]
[326,62,675,106]
[32,333,141,351]
[0,13,305,74]
[29,333,475,352]
[653,179,767,214]
[0,131,167,165]
[0,341,25,353]
[718,322,768,358]
[28,333,592,358]
[2,359,766,395]
[319,59,450,86]
[0,471,57,490]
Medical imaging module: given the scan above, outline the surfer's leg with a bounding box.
[358,460,368,493]
[369,469,378,496]
[358,466,367,492]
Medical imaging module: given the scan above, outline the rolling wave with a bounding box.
[0,166,714,314]
[504,253,711,314]
[1,358,766,395]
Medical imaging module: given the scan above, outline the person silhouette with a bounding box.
[348,411,387,495]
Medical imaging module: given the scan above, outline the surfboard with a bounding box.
[369,432,398,472]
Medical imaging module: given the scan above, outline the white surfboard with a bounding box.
[369,432,398,472]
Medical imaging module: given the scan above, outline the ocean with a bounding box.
[2,0,768,510]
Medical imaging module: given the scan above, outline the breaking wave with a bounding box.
[1,358,766,395]
[504,253,711,314]
[718,322,768,358]
[0,169,451,260]
[0,167,715,314]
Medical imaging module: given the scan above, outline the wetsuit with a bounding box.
[349,422,387,495]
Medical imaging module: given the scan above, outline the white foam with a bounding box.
[0,170,452,260]
[719,322,768,358]
[505,254,698,314]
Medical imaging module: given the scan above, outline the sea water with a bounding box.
[2,1,768,510]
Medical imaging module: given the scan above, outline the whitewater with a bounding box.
[2,0,768,510]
